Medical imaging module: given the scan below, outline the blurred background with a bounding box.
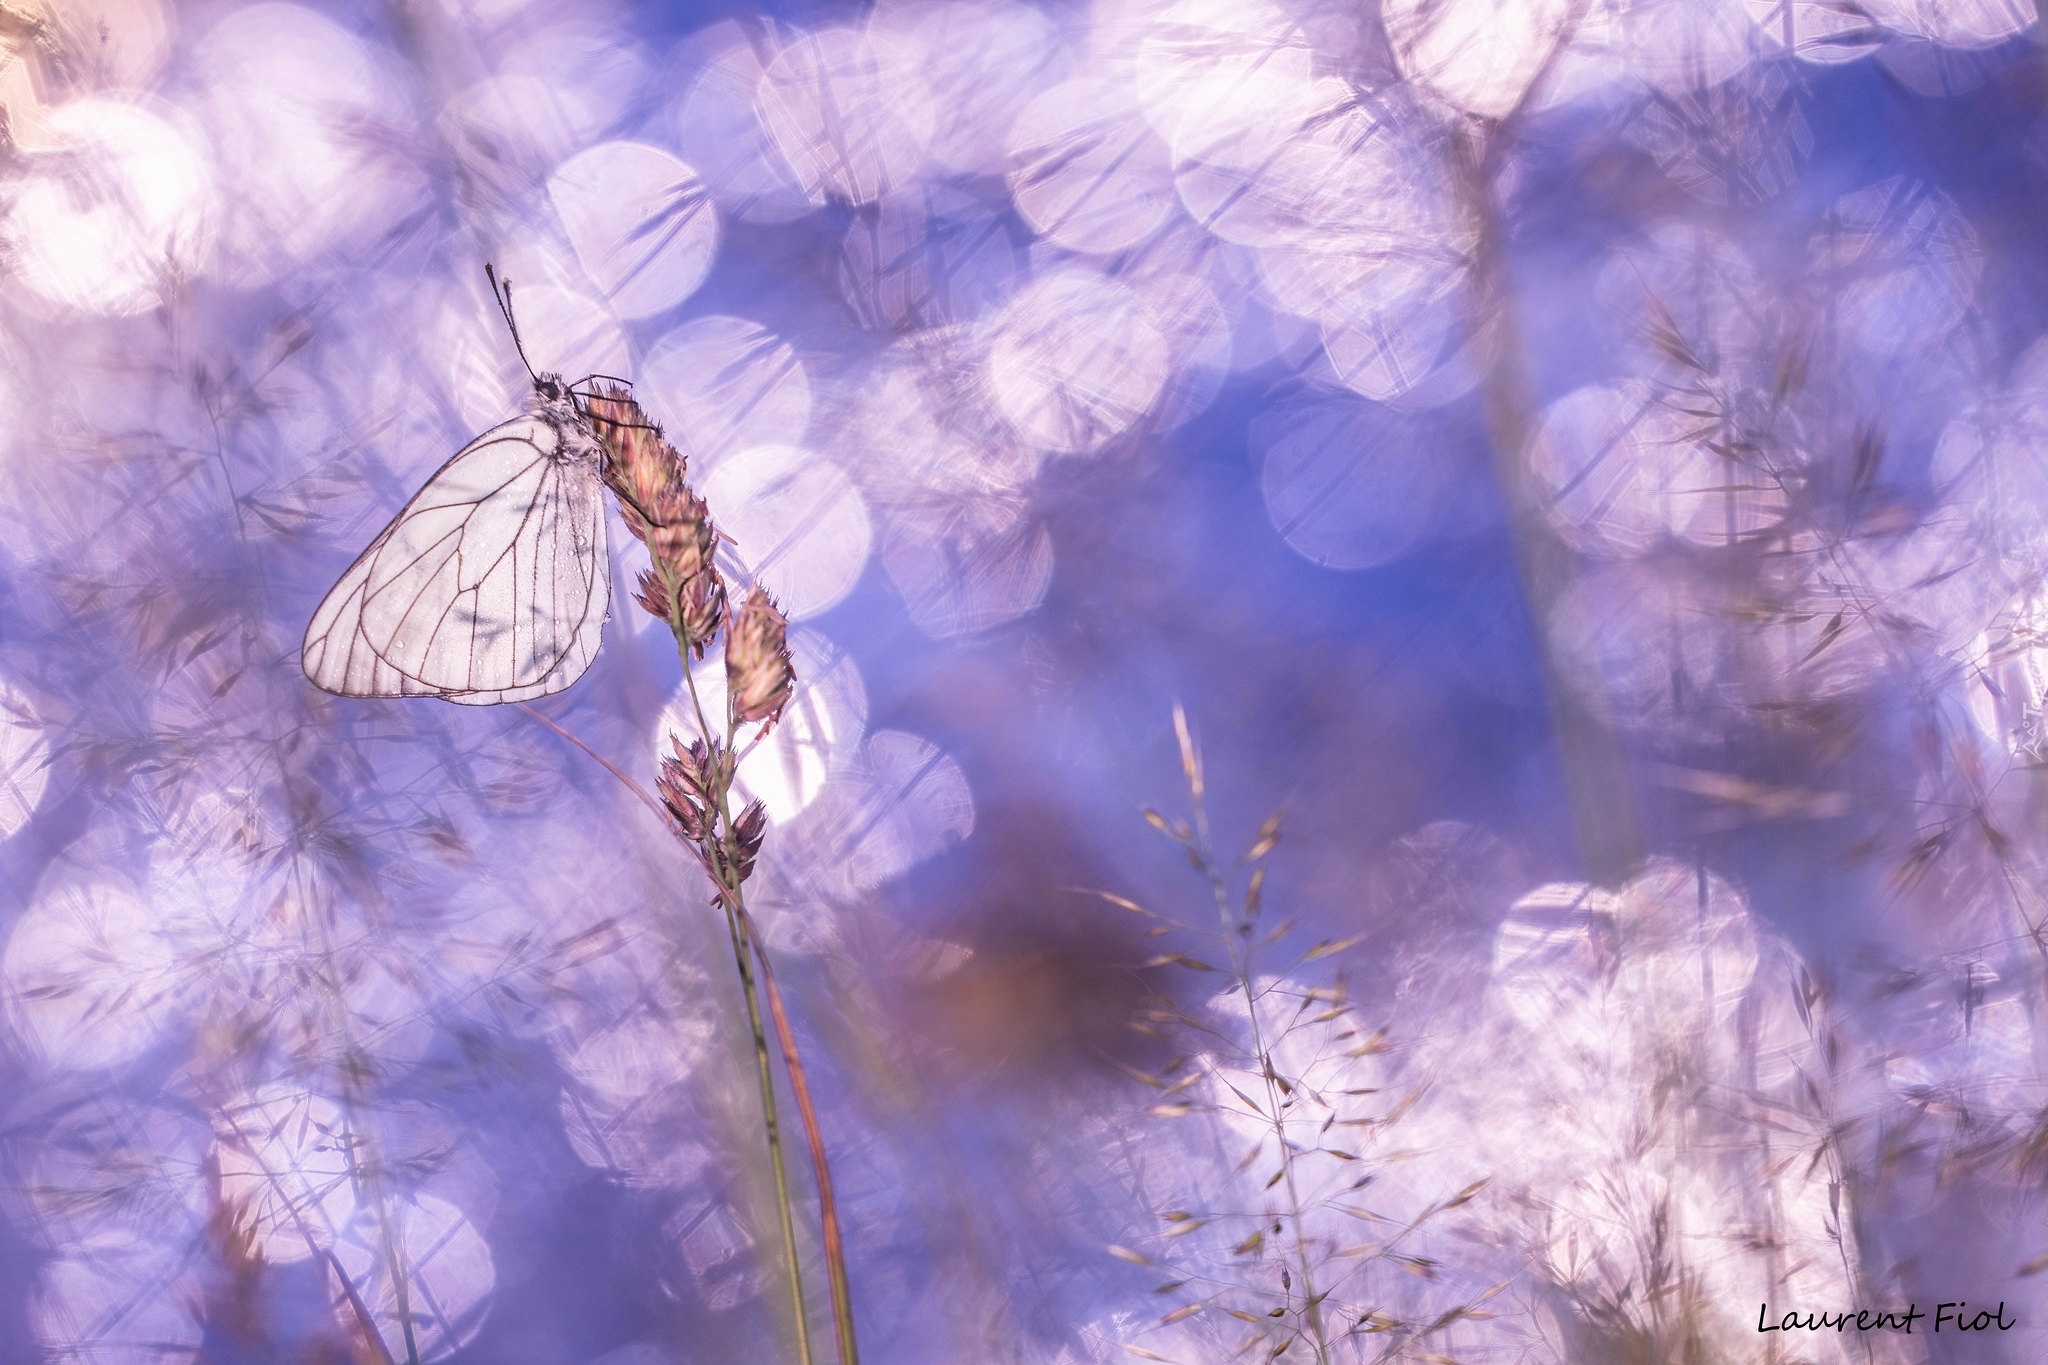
[4,0,2048,1360]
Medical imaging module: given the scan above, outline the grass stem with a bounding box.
[1172,707,1332,1365]
[678,639,816,1365]
[743,909,860,1365]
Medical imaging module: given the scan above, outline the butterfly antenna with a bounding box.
[484,262,541,385]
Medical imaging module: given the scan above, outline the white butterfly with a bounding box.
[302,373,613,705]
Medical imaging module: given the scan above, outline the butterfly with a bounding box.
[302,269,622,705]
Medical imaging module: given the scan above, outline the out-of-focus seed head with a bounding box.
[726,587,794,731]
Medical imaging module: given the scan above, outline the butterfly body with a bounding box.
[302,373,614,706]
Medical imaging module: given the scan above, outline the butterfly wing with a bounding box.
[303,413,610,704]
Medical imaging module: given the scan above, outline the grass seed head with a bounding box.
[587,386,680,519]
[590,385,725,644]
[657,734,729,842]
[731,797,768,885]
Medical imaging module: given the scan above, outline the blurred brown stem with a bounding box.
[1448,54,1642,886]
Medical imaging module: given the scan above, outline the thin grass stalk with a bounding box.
[720,888,814,1365]
[305,880,422,1365]
[352,1115,422,1365]
[559,381,855,1362]
[516,701,860,1365]
[676,638,815,1365]
[326,1249,402,1365]
[215,1107,399,1365]
[328,1077,420,1365]
[1171,706,1331,1364]
[742,909,860,1365]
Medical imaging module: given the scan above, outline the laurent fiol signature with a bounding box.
[1759,1303,2015,1334]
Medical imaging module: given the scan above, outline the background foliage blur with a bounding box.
[4,0,2048,1360]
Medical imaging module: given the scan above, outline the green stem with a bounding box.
[519,696,858,1365]
[722,892,812,1365]
[679,618,815,1365]
[743,910,861,1365]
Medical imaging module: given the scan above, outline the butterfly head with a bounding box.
[525,372,588,424]
[519,374,601,469]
